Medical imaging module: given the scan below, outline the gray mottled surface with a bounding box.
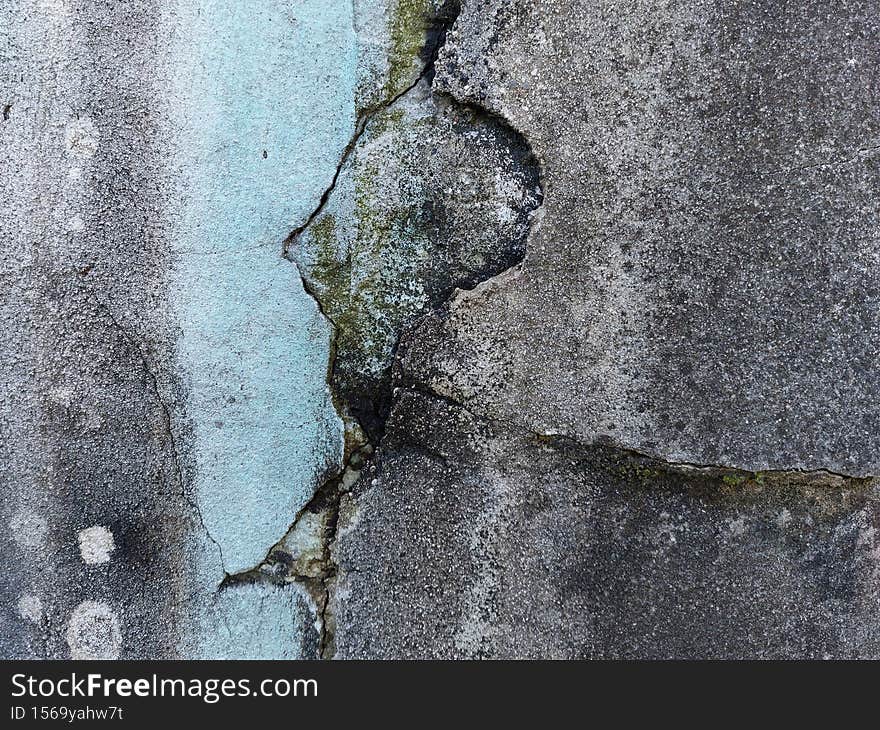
[4,0,880,659]
[0,0,191,659]
[401,0,880,475]
[330,0,880,657]
[333,391,880,658]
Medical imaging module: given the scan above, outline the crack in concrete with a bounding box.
[752,143,880,179]
[217,442,370,657]
[396,377,877,486]
[272,0,540,657]
[281,0,462,263]
[601,442,878,484]
[282,75,432,264]
[87,289,229,574]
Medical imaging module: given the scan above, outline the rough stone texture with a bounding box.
[292,79,541,437]
[333,391,880,658]
[1,0,194,660]
[331,0,880,657]
[402,0,880,475]
[3,0,880,660]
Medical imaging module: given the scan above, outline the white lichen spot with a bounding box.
[776,508,792,529]
[65,601,121,659]
[77,525,115,565]
[48,385,75,406]
[67,165,82,181]
[64,117,99,160]
[9,511,48,549]
[495,204,515,224]
[17,594,43,623]
[727,516,748,537]
[66,213,85,232]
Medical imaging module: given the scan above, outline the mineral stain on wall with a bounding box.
[2,0,443,659]
[290,79,542,441]
[326,0,880,658]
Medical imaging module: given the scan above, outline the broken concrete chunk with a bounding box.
[290,78,541,439]
[356,0,462,112]
[401,0,880,476]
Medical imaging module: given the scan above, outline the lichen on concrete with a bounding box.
[355,0,461,113]
[329,0,880,659]
[291,78,541,439]
[5,0,880,661]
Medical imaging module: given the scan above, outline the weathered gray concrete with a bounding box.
[333,391,880,658]
[403,0,880,475]
[330,0,880,657]
[1,0,193,660]
[3,0,880,659]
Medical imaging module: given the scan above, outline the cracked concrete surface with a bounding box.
[289,72,541,440]
[1,0,354,659]
[331,0,880,657]
[3,0,880,659]
[333,388,880,658]
[404,0,880,476]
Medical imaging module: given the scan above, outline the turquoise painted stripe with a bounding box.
[163,0,359,656]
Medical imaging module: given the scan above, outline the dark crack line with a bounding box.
[601,441,877,482]
[753,142,880,178]
[218,453,346,592]
[396,378,877,484]
[87,290,229,573]
[282,1,462,261]
[317,584,333,658]
[282,70,433,262]
[273,5,471,658]
[217,442,366,658]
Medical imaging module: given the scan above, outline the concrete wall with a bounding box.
[3,0,879,658]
